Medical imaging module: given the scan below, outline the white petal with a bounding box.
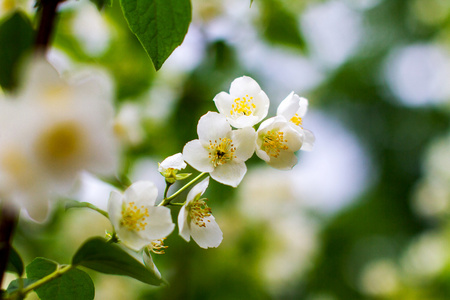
[297,97,309,117]
[186,177,210,203]
[190,215,223,249]
[159,153,186,171]
[301,128,315,151]
[253,90,270,119]
[210,161,247,187]
[257,116,278,132]
[283,125,303,152]
[277,92,299,120]
[213,92,234,117]
[232,127,256,161]
[142,206,175,240]
[178,204,191,242]
[227,115,259,129]
[107,191,123,229]
[182,140,214,172]
[21,197,50,223]
[143,250,162,279]
[267,151,298,170]
[197,112,230,142]
[229,76,262,97]
[255,148,271,162]
[117,227,148,251]
[124,181,158,206]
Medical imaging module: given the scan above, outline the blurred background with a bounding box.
[3,0,450,298]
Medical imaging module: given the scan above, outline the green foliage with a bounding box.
[0,11,34,91]
[6,278,36,299]
[119,0,192,70]
[90,0,112,10]
[72,237,163,286]
[6,247,24,276]
[26,258,94,300]
[259,0,306,50]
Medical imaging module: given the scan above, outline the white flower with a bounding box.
[178,177,223,249]
[158,153,186,173]
[182,112,256,187]
[255,116,303,170]
[108,181,175,251]
[213,76,270,128]
[0,57,117,221]
[277,92,315,151]
[158,153,189,184]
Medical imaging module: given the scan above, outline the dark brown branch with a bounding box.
[35,0,64,52]
[0,205,18,296]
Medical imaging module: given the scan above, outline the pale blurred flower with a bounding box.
[255,116,303,170]
[213,76,269,128]
[259,214,318,290]
[412,133,450,219]
[277,92,315,151]
[108,181,175,251]
[359,259,400,297]
[114,102,144,146]
[71,1,112,56]
[178,177,223,248]
[0,0,33,17]
[401,231,449,282]
[183,112,256,187]
[0,57,117,221]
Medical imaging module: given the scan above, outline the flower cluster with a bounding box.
[105,75,314,279]
[184,76,315,182]
[1,60,314,283]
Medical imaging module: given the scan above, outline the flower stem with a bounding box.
[159,173,207,206]
[163,181,174,199]
[10,264,74,299]
[83,202,109,219]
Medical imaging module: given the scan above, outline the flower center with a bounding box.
[290,114,302,126]
[121,202,149,231]
[262,130,289,158]
[35,121,84,164]
[230,95,256,117]
[208,137,236,167]
[189,198,212,227]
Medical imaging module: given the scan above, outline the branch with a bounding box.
[0,204,18,293]
[35,0,64,52]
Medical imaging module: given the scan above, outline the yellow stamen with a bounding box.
[207,137,236,167]
[290,113,303,126]
[262,130,289,158]
[148,238,168,254]
[189,198,212,228]
[121,202,150,231]
[230,95,255,117]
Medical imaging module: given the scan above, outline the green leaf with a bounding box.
[6,278,36,298]
[0,11,34,91]
[260,0,306,50]
[119,0,192,70]
[26,258,95,300]
[90,0,112,10]
[72,237,163,286]
[6,247,24,276]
